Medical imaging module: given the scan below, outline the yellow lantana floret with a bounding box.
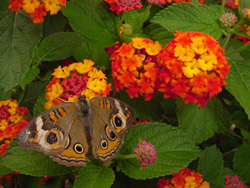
[185,176,198,188]
[0,120,8,131]
[182,59,201,78]
[191,36,207,55]
[132,37,150,49]
[52,66,70,78]
[43,0,61,15]
[81,89,96,100]
[74,60,95,74]
[174,44,195,62]
[88,79,107,93]
[198,52,218,71]
[145,41,162,55]
[22,0,40,13]
[46,82,64,101]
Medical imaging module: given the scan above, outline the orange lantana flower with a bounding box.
[157,168,210,188]
[0,99,29,157]
[157,31,230,107]
[110,37,163,101]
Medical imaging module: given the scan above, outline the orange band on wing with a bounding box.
[58,107,66,117]
[61,149,86,158]
[96,138,120,155]
[99,99,104,108]
[106,100,111,110]
[49,111,58,122]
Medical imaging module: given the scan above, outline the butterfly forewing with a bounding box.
[17,102,83,156]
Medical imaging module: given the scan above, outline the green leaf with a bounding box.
[119,92,164,122]
[143,23,174,47]
[2,140,79,176]
[33,93,46,116]
[43,12,68,37]
[233,142,250,182]
[20,67,40,89]
[73,41,110,69]
[241,130,250,142]
[118,122,200,180]
[34,32,83,62]
[240,45,250,60]
[0,11,41,91]
[0,89,11,100]
[177,97,230,144]
[239,0,250,8]
[19,81,48,112]
[73,163,115,188]
[124,8,150,32]
[61,0,119,48]
[197,145,224,185]
[0,159,13,176]
[151,3,222,40]
[225,59,250,120]
[0,0,9,11]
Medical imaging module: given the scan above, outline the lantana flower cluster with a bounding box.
[111,32,230,107]
[225,175,245,188]
[0,99,29,157]
[223,0,239,9]
[157,167,210,188]
[45,59,111,109]
[158,31,230,107]
[149,0,205,4]
[104,0,143,15]
[111,37,163,101]
[105,0,204,13]
[8,0,66,23]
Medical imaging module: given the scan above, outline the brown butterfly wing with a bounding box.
[17,102,88,160]
[89,97,135,162]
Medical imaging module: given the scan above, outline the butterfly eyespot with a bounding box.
[46,131,58,145]
[112,115,123,128]
[105,125,116,141]
[74,143,84,154]
[100,140,108,150]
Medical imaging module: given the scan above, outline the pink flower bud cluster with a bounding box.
[220,13,238,27]
[134,140,157,167]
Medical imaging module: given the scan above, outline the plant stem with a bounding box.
[225,41,250,55]
[223,147,237,159]
[220,0,226,17]
[221,33,232,49]
[18,86,27,105]
[228,130,245,141]
[115,153,138,160]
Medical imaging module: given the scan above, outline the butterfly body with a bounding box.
[17,96,135,167]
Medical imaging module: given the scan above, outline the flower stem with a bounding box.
[115,153,138,160]
[225,41,250,55]
[220,0,226,17]
[221,33,232,49]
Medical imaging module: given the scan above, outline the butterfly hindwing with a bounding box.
[89,97,135,162]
